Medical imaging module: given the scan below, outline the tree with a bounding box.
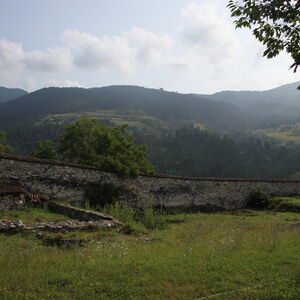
[31,140,58,160]
[228,0,300,73]
[58,117,154,177]
[0,131,13,153]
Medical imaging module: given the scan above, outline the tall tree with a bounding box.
[58,117,154,177]
[228,0,300,73]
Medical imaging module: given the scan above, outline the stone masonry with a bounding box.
[0,186,26,210]
[1,152,300,211]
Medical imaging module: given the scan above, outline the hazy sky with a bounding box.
[0,0,298,93]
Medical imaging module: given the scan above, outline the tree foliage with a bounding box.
[57,117,154,177]
[228,0,300,73]
[31,140,58,160]
[134,125,300,179]
[0,131,13,153]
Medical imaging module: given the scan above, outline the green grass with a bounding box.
[39,109,171,131]
[272,196,300,205]
[270,196,300,213]
[0,208,68,225]
[0,210,299,299]
[254,123,300,145]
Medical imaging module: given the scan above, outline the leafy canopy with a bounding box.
[57,117,154,177]
[228,0,300,72]
[31,140,58,160]
[0,131,13,153]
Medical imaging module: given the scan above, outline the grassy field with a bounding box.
[38,109,172,132]
[254,123,300,145]
[0,208,68,225]
[0,208,299,299]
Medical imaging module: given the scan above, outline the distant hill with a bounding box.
[198,81,300,125]
[200,81,300,108]
[0,87,27,103]
[0,85,251,131]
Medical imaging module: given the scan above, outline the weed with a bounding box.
[247,190,271,209]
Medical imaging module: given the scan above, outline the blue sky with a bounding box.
[0,0,298,93]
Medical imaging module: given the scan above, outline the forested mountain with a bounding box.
[1,83,300,179]
[200,81,300,108]
[0,86,251,131]
[0,87,27,103]
[139,126,300,179]
[198,81,300,125]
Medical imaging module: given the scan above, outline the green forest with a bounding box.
[1,83,300,179]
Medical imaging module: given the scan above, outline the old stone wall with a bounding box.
[1,153,300,211]
[0,194,24,210]
[48,202,118,222]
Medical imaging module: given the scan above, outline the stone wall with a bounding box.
[1,153,300,211]
[0,194,24,210]
[48,202,118,222]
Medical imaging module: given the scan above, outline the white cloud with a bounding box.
[0,38,72,87]
[126,27,173,65]
[46,79,84,88]
[61,28,176,72]
[180,2,239,64]
[22,47,71,72]
[61,30,134,73]
[0,39,23,80]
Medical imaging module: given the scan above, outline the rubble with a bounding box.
[0,219,117,234]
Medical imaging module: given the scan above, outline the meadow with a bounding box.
[254,123,300,145]
[0,207,299,299]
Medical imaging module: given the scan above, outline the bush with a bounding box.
[84,183,120,209]
[141,203,167,230]
[247,191,271,209]
[102,200,167,231]
[102,202,135,224]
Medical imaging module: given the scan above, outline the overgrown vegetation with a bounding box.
[247,190,271,209]
[247,191,300,213]
[84,183,121,209]
[0,210,299,299]
[102,201,167,231]
[269,196,300,213]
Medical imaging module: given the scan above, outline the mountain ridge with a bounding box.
[0,85,251,131]
[0,86,27,104]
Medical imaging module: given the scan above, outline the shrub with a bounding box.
[141,202,167,230]
[84,183,120,209]
[102,200,167,231]
[247,191,271,209]
[102,202,135,224]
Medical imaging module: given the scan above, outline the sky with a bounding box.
[0,0,299,94]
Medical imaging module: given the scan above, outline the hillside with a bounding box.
[0,87,27,103]
[198,81,300,125]
[0,85,251,131]
[200,81,300,109]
